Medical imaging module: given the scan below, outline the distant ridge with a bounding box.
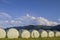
[5,25,60,31]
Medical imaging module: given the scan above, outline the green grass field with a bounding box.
[0,37,60,40]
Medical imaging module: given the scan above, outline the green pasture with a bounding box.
[0,37,60,40]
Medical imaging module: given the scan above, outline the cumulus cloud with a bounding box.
[15,14,36,26]
[0,13,60,28]
[16,14,59,26]
[10,20,22,26]
[0,12,22,28]
[35,17,59,26]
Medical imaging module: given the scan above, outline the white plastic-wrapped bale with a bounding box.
[7,28,19,38]
[55,31,60,37]
[21,30,30,39]
[48,31,54,37]
[0,28,6,38]
[31,30,40,38]
[41,30,48,37]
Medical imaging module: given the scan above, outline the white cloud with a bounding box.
[15,14,36,26]
[0,12,12,28]
[10,20,22,26]
[26,14,30,17]
[36,17,50,26]
[58,19,60,22]
[0,13,60,28]
[35,17,59,26]
[0,12,12,20]
[0,20,10,28]
[16,14,60,26]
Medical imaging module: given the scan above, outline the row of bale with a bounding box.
[0,28,60,39]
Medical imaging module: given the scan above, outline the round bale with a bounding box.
[21,30,30,39]
[7,28,19,38]
[55,31,60,37]
[31,30,40,38]
[0,28,6,38]
[41,30,48,37]
[48,31,54,37]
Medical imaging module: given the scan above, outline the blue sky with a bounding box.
[0,0,60,28]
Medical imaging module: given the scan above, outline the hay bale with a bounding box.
[31,30,40,38]
[0,28,6,38]
[55,31,60,37]
[7,28,19,38]
[21,30,30,39]
[41,30,48,37]
[48,31,54,37]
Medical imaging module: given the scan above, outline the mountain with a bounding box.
[5,25,60,31]
[50,25,60,31]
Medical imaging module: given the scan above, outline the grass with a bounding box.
[0,37,60,40]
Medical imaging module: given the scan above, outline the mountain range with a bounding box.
[5,25,60,31]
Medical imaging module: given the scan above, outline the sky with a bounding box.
[0,0,60,28]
